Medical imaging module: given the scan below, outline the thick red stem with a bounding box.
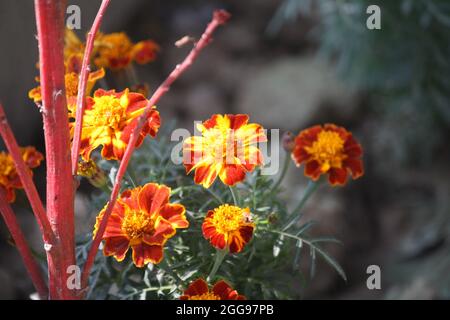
[34,0,76,299]
[0,104,56,246]
[80,10,231,291]
[0,187,48,299]
[71,0,111,176]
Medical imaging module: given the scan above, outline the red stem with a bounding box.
[71,0,111,176]
[34,0,76,299]
[0,187,48,299]
[80,10,231,291]
[0,104,56,246]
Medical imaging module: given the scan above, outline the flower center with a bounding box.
[212,204,247,234]
[122,210,155,240]
[304,130,346,172]
[89,95,127,129]
[202,128,239,163]
[188,292,220,300]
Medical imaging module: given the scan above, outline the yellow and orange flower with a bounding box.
[291,124,364,186]
[202,204,254,253]
[180,278,245,300]
[79,88,160,161]
[64,29,86,62]
[28,54,105,116]
[94,32,159,71]
[183,114,267,188]
[131,40,160,65]
[94,183,189,267]
[0,147,43,203]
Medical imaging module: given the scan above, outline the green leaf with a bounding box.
[314,246,347,282]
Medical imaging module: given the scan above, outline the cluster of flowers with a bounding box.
[91,113,363,299]
[1,26,364,300]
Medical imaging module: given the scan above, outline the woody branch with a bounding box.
[0,188,48,299]
[34,0,76,299]
[71,0,111,176]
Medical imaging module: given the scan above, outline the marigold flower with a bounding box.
[180,278,245,300]
[291,124,364,186]
[202,204,254,253]
[64,29,85,61]
[131,40,159,65]
[183,114,267,188]
[94,32,159,71]
[79,88,160,161]
[29,54,105,115]
[0,147,43,203]
[94,183,189,267]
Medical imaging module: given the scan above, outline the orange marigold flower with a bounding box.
[202,204,254,253]
[29,54,105,115]
[0,147,43,203]
[64,29,85,61]
[94,32,159,71]
[79,88,160,161]
[94,183,189,267]
[291,124,364,186]
[183,114,267,188]
[132,40,159,65]
[180,278,245,300]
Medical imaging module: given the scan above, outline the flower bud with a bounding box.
[282,131,295,153]
[77,160,107,188]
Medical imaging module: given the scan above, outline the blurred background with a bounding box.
[0,0,449,299]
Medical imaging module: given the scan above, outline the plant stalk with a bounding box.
[207,248,228,281]
[34,0,76,299]
[0,188,48,299]
[283,180,320,231]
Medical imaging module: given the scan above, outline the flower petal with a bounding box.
[226,114,248,130]
[103,236,130,261]
[228,225,254,253]
[131,242,163,267]
[184,278,209,297]
[328,167,348,185]
[194,162,219,188]
[218,164,246,186]
[142,217,175,245]
[344,158,364,179]
[103,213,126,238]
[212,280,234,300]
[137,183,159,213]
[159,204,189,229]
[304,160,322,180]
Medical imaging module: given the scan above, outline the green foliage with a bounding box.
[269,0,450,166]
[77,123,345,300]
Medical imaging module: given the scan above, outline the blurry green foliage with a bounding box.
[269,0,450,166]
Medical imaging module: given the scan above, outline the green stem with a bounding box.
[229,186,239,206]
[205,188,224,204]
[270,152,291,194]
[282,180,320,231]
[207,248,228,281]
